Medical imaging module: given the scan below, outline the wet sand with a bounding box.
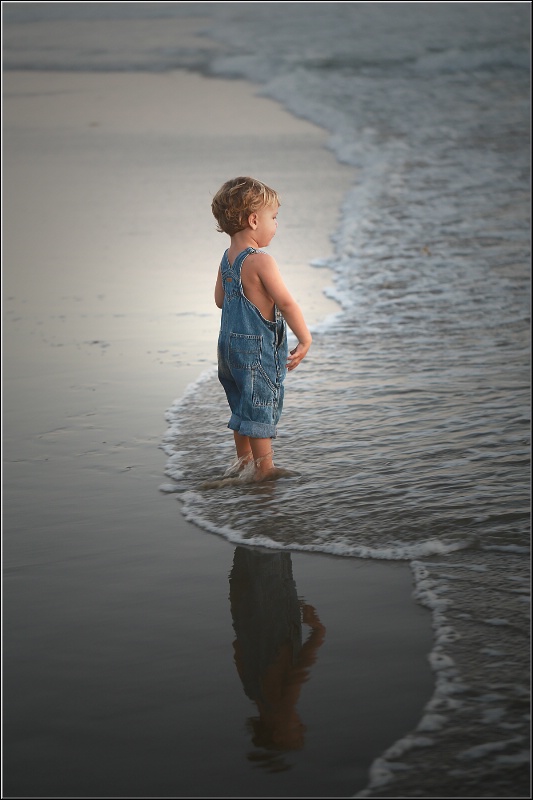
[3,69,434,798]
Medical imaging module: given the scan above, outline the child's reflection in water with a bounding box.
[229,546,326,771]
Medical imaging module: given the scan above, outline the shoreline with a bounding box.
[3,67,435,798]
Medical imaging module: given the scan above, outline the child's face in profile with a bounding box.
[251,202,279,247]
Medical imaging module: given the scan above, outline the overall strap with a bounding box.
[231,248,257,298]
[232,247,257,275]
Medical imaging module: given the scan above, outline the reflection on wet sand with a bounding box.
[229,546,326,772]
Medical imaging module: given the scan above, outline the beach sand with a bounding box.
[3,69,434,798]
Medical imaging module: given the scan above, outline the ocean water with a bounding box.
[4,2,530,797]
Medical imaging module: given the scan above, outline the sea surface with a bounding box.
[4,2,530,797]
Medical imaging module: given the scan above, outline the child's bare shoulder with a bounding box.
[247,251,278,273]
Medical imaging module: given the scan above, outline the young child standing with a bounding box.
[212,176,312,481]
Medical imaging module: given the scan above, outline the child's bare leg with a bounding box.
[233,431,253,466]
[250,437,300,481]
[222,432,253,478]
[249,437,275,479]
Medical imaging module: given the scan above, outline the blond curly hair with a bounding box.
[211,176,281,236]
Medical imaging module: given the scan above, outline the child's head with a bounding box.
[211,176,281,236]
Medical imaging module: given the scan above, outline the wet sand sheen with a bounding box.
[3,69,434,797]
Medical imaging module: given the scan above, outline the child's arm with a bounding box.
[214,267,224,309]
[255,254,312,371]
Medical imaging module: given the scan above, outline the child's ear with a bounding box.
[248,212,258,229]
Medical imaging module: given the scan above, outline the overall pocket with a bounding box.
[252,366,278,408]
[229,333,262,369]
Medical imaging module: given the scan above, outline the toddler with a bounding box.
[212,176,312,481]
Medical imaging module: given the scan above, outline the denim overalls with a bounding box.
[218,247,288,439]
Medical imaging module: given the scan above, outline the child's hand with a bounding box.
[287,340,311,371]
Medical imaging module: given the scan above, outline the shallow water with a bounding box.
[165,5,530,795]
[4,2,530,796]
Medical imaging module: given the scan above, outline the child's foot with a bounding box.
[223,453,253,478]
[200,464,300,489]
[253,465,301,482]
